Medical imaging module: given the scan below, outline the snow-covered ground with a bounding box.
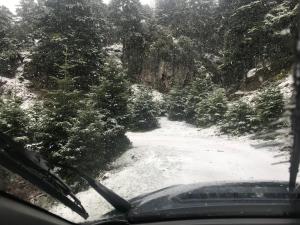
[51,117,290,223]
[0,53,37,109]
[237,73,294,104]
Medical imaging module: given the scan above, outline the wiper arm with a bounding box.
[289,31,300,192]
[0,133,89,219]
[61,165,131,213]
[0,132,132,219]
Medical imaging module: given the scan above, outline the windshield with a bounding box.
[0,0,299,223]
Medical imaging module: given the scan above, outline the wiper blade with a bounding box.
[289,29,300,192]
[0,132,132,219]
[61,165,131,213]
[0,132,89,219]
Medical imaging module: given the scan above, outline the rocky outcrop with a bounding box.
[139,59,193,92]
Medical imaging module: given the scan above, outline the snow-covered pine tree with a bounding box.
[129,87,159,131]
[167,87,187,121]
[195,88,228,127]
[0,6,19,77]
[26,0,106,89]
[88,60,130,126]
[0,97,29,143]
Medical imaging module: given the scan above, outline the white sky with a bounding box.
[0,0,155,14]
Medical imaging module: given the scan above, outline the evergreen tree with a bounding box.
[36,77,82,165]
[254,84,285,127]
[129,87,159,131]
[0,97,29,143]
[15,0,40,48]
[185,74,214,124]
[108,0,146,81]
[35,50,83,166]
[221,0,298,87]
[26,0,106,89]
[167,87,187,121]
[88,60,130,126]
[55,106,130,185]
[155,0,218,53]
[221,100,259,135]
[30,53,131,185]
[0,6,19,77]
[195,88,228,127]
[155,0,186,31]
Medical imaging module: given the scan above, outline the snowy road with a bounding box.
[51,117,290,222]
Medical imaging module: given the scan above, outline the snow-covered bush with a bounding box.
[221,85,285,135]
[195,88,228,127]
[88,60,130,126]
[254,84,284,128]
[185,75,214,124]
[221,100,259,135]
[0,50,19,78]
[58,108,130,186]
[154,99,168,116]
[167,87,187,121]
[0,6,19,77]
[129,88,159,131]
[0,97,29,143]
[29,76,131,186]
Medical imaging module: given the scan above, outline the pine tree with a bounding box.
[15,0,39,48]
[195,88,228,127]
[61,107,130,184]
[185,74,214,124]
[26,0,106,89]
[88,60,130,126]
[36,49,83,166]
[129,87,159,131]
[31,51,131,185]
[108,0,146,81]
[221,100,259,135]
[0,97,29,143]
[0,6,19,77]
[167,87,187,121]
[254,84,285,127]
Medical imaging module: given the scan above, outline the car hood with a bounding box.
[123,181,300,222]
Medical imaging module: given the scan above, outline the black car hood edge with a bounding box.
[102,181,300,223]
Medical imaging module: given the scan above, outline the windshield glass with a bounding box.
[0,0,299,223]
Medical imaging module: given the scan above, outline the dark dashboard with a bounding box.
[2,191,300,225]
[126,219,300,225]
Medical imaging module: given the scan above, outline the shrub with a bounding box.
[0,50,19,77]
[154,99,168,117]
[58,108,130,185]
[88,60,130,126]
[129,88,159,131]
[167,87,187,121]
[31,76,130,186]
[0,6,19,77]
[221,100,259,135]
[195,88,228,127]
[34,77,83,166]
[0,97,29,143]
[254,84,285,128]
[185,75,214,124]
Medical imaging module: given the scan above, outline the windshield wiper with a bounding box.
[289,30,300,192]
[0,132,131,219]
[60,165,131,213]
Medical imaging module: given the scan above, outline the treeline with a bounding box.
[1,0,299,87]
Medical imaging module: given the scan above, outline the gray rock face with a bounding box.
[139,59,193,92]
